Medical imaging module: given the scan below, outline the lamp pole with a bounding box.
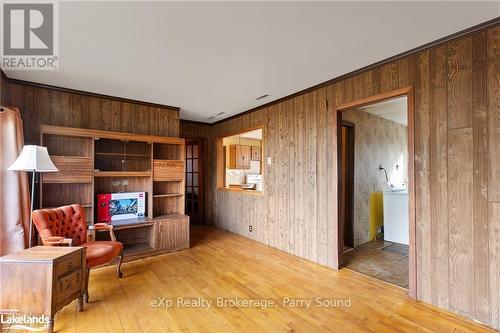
[29,170,36,248]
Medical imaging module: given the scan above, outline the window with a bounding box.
[217,127,263,194]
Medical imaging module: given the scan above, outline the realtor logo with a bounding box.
[1,0,58,70]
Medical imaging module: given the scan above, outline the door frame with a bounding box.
[184,138,205,225]
[340,121,355,249]
[334,86,416,298]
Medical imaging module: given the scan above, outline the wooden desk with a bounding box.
[92,215,190,261]
[0,246,86,332]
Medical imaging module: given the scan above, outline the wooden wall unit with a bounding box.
[40,125,189,260]
[180,24,500,330]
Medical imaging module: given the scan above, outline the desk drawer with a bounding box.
[55,253,82,278]
[55,270,82,303]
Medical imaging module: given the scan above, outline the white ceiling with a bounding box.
[4,2,499,123]
[361,97,408,126]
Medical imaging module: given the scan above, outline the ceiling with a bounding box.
[361,97,408,126]
[239,129,263,140]
[5,2,499,123]
[224,129,263,143]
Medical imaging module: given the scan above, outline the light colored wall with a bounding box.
[342,109,408,246]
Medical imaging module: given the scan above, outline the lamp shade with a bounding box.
[8,145,58,172]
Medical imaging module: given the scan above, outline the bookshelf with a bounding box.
[40,125,189,260]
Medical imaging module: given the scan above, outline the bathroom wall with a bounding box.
[342,109,408,247]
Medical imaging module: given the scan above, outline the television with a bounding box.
[97,192,146,222]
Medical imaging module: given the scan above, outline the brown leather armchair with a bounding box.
[32,204,123,302]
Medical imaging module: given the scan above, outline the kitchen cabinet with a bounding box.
[229,145,251,169]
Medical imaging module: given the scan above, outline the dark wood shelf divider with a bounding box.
[95,152,151,158]
[94,171,152,177]
[153,193,183,198]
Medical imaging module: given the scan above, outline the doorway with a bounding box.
[336,87,416,297]
[185,139,204,225]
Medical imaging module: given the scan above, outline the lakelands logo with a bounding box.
[1,0,59,70]
[0,312,50,331]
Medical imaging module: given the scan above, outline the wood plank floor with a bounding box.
[11,226,495,333]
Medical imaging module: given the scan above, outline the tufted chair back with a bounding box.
[32,204,88,246]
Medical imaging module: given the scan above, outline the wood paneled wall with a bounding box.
[180,24,500,329]
[1,80,180,144]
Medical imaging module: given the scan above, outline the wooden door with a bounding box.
[238,145,251,169]
[340,122,355,249]
[185,140,204,224]
[154,216,189,250]
[229,145,251,169]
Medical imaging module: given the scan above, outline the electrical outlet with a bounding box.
[249,225,253,232]
[267,157,272,165]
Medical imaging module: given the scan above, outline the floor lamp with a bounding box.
[8,145,58,248]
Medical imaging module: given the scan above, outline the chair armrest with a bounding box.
[93,223,113,230]
[91,223,117,241]
[42,236,73,246]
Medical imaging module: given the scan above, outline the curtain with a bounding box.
[0,106,30,255]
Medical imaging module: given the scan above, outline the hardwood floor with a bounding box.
[6,226,494,332]
[343,239,409,288]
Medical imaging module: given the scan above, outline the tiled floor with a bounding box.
[343,239,409,288]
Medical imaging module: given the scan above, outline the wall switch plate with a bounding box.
[267,157,272,165]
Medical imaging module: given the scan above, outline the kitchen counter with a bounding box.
[218,187,264,196]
